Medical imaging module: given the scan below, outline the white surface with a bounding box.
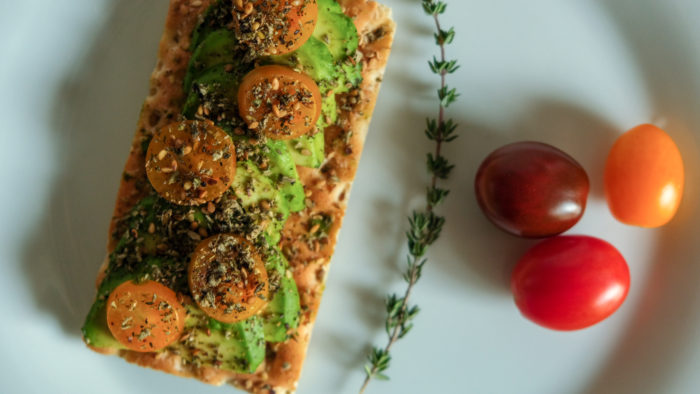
[2,0,700,393]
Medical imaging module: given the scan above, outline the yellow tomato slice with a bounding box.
[188,234,270,323]
[233,0,318,56]
[145,120,236,205]
[106,280,186,352]
[238,65,322,140]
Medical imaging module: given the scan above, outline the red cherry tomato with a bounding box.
[475,142,589,238]
[511,235,630,330]
[605,124,684,228]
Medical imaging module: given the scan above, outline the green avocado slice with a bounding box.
[314,0,359,61]
[179,312,266,374]
[184,29,242,92]
[262,250,301,342]
[230,140,305,219]
[268,36,337,83]
[285,132,325,168]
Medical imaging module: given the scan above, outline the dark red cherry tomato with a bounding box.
[511,235,630,331]
[474,142,589,238]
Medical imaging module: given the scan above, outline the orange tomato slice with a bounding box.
[238,65,322,140]
[233,0,318,56]
[145,120,236,206]
[188,234,270,323]
[106,280,186,352]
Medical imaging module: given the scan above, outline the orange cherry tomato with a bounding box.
[106,280,186,352]
[188,234,269,323]
[145,120,236,206]
[233,0,318,55]
[238,65,321,140]
[604,124,684,227]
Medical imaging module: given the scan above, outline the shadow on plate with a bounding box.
[437,99,620,294]
[20,0,167,338]
[582,1,700,393]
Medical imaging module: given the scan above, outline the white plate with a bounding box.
[2,0,700,393]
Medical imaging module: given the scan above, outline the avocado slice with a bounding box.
[265,140,306,213]
[263,276,301,342]
[184,29,241,92]
[268,36,336,83]
[176,311,266,374]
[261,250,301,342]
[313,0,362,89]
[285,132,325,168]
[189,0,233,52]
[314,0,359,61]
[231,140,305,219]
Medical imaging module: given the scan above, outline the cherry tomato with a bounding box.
[605,124,684,227]
[238,65,321,140]
[233,0,318,55]
[145,120,236,206]
[106,280,186,352]
[511,235,630,331]
[474,142,589,238]
[188,234,269,323]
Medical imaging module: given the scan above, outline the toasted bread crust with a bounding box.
[91,1,395,392]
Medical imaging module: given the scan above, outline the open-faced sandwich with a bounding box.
[81,0,394,392]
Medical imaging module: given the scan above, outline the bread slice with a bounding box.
[88,0,395,392]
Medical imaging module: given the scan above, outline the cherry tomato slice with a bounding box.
[511,235,630,331]
[238,65,321,140]
[474,142,589,238]
[233,0,318,56]
[604,124,684,228]
[188,234,269,323]
[145,120,236,206]
[106,280,186,352]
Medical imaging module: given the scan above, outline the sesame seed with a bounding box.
[243,3,253,16]
[272,105,288,118]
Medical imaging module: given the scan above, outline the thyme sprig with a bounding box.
[359,1,459,392]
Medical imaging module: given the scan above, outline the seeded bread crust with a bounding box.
[89,1,395,392]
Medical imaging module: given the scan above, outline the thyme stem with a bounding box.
[429,12,447,208]
[360,1,459,392]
